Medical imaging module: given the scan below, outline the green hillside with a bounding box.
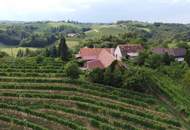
[1,21,190,50]
[0,21,90,48]
[0,58,186,130]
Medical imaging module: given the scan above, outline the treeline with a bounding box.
[80,22,190,49]
[17,37,71,61]
[0,22,90,47]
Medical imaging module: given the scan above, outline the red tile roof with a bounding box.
[152,48,186,57]
[98,49,116,68]
[79,48,116,69]
[79,48,115,61]
[85,60,104,70]
[118,44,144,56]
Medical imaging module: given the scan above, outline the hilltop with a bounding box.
[0,21,190,49]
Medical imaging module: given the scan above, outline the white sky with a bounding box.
[0,0,190,23]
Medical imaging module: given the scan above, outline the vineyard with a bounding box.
[0,58,186,130]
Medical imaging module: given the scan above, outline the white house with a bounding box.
[114,44,144,60]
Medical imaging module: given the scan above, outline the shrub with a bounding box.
[88,68,104,84]
[123,67,154,93]
[65,61,81,79]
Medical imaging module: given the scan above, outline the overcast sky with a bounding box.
[0,0,190,23]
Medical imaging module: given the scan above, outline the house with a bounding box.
[152,48,186,61]
[78,48,116,70]
[67,33,79,37]
[114,44,144,60]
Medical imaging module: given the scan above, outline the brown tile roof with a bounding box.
[85,60,104,70]
[152,48,186,57]
[80,48,116,69]
[79,48,115,61]
[118,44,144,56]
[98,49,116,68]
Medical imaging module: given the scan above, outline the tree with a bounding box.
[36,56,44,64]
[111,68,123,87]
[183,70,190,88]
[65,61,80,79]
[58,37,69,60]
[135,51,149,65]
[24,48,31,57]
[103,67,113,85]
[16,49,24,57]
[50,45,57,58]
[123,67,154,93]
[145,54,163,69]
[163,53,174,65]
[44,48,50,57]
[88,68,104,84]
[0,51,8,58]
[185,49,190,66]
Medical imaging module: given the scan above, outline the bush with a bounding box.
[88,68,104,84]
[65,61,81,79]
[87,61,124,87]
[183,70,190,88]
[123,67,154,93]
[0,51,9,58]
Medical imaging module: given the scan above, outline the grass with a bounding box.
[0,47,39,57]
[85,24,128,38]
[67,40,80,49]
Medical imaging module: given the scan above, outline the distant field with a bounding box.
[85,24,128,38]
[0,47,38,57]
[67,40,79,49]
[0,40,78,57]
[85,24,150,38]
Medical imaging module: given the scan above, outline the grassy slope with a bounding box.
[85,24,127,38]
[0,47,38,57]
[0,21,86,55]
[150,72,190,129]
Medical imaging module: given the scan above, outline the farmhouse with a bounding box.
[152,48,186,61]
[114,44,144,60]
[67,33,79,37]
[77,48,116,69]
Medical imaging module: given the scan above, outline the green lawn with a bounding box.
[67,40,79,49]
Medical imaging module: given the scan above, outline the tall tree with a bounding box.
[50,45,57,58]
[58,37,69,60]
[185,49,190,66]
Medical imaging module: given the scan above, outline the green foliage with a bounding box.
[162,53,173,65]
[16,48,42,57]
[144,53,174,69]
[0,21,89,48]
[0,51,8,58]
[49,45,58,58]
[135,51,149,65]
[58,37,69,60]
[0,57,186,129]
[183,70,190,88]
[145,54,164,69]
[16,49,24,57]
[185,49,190,66]
[87,61,124,87]
[65,61,80,79]
[158,62,188,80]
[123,67,154,93]
[88,68,104,84]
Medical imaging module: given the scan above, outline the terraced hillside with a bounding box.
[0,58,186,130]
